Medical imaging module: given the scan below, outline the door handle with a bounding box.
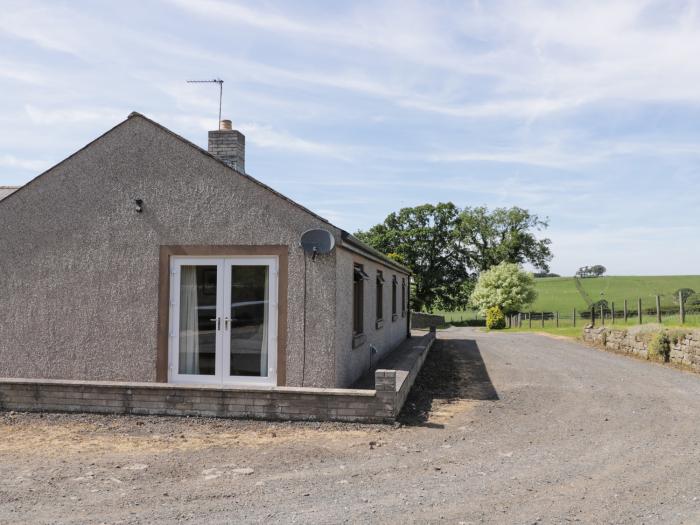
[209,318,221,330]
[224,317,230,330]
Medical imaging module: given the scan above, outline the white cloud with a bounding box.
[24,105,126,125]
[0,154,49,172]
[240,123,352,160]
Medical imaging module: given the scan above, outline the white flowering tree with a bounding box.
[470,262,537,315]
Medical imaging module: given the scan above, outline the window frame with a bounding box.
[401,277,407,317]
[391,275,398,321]
[375,270,384,328]
[352,263,368,347]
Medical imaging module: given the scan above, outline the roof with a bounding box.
[0,186,19,201]
[0,113,410,275]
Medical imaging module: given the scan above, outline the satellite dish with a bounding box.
[300,229,335,260]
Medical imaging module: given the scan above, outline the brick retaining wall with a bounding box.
[0,332,436,423]
[582,325,700,373]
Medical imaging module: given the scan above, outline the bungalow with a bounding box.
[0,113,411,399]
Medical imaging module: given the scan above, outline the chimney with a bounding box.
[208,119,245,173]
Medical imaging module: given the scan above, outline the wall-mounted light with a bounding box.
[134,199,143,213]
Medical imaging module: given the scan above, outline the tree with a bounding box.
[356,203,552,312]
[456,206,552,273]
[674,288,695,305]
[354,203,468,312]
[591,265,607,277]
[469,262,537,315]
[576,265,606,278]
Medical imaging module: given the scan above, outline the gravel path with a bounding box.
[2,327,700,524]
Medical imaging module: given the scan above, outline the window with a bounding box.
[375,270,384,327]
[401,277,406,317]
[353,264,368,337]
[391,275,398,320]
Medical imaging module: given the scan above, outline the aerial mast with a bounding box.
[186,78,224,129]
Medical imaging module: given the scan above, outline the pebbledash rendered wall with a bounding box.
[335,248,410,387]
[583,325,700,373]
[0,113,407,389]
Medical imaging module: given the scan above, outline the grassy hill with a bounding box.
[531,275,700,313]
[439,275,700,323]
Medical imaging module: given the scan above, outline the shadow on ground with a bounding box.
[398,338,498,426]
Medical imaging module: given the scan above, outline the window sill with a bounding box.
[392,314,399,321]
[375,319,384,329]
[352,333,366,349]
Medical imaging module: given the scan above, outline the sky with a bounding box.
[1,0,700,276]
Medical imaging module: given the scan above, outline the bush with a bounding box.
[470,262,537,315]
[648,331,671,362]
[486,306,506,330]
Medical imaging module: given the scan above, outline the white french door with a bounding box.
[169,256,278,386]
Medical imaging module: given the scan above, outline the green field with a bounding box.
[530,275,700,313]
[439,275,700,325]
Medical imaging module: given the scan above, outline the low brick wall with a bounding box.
[0,332,436,423]
[411,311,445,329]
[582,325,700,372]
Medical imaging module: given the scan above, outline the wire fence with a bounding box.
[507,293,700,329]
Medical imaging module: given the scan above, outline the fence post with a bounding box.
[529,312,532,328]
[601,305,605,326]
[573,308,576,327]
[591,306,595,326]
[556,311,559,327]
[680,290,686,325]
[624,299,628,324]
[638,298,643,325]
[541,312,545,328]
[656,295,661,324]
[611,302,615,325]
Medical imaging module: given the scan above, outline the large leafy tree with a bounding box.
[355,203,468,312]
[356,202,552,312]
[456,206,552,273]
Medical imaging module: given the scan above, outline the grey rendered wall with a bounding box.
[334,247,409,387]
[0,115,337,387]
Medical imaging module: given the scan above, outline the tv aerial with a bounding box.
[186,78,224,129]
[300,229,336,261]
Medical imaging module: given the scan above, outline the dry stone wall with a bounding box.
[582,325,700,373]
[411,312,445,329]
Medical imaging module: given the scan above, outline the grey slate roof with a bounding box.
[0,187,19,201]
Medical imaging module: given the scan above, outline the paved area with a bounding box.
[2,327,700,524]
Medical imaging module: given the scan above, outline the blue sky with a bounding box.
[1,0,699,275]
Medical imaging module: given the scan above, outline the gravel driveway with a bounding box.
[2,327,700,524]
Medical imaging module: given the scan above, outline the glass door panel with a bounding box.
[178,265,218,375]
[227,265,270,377]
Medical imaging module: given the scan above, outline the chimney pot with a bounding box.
[220,119,232,131]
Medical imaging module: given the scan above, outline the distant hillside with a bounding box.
[530,275,700,313]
